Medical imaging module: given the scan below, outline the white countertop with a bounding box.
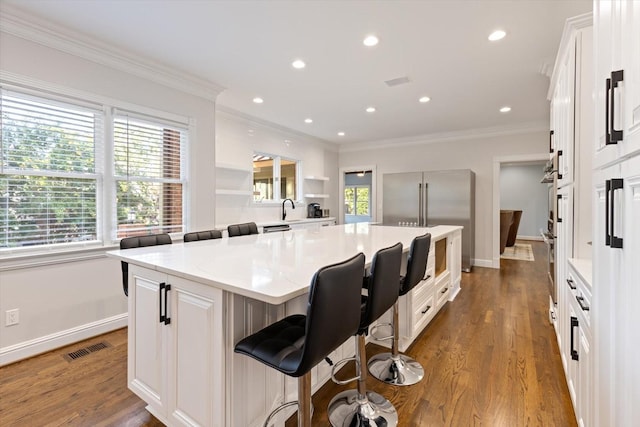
[568,258,593,288]
[107,223,461,305]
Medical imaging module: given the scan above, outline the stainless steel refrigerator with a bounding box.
[382,169,475,272]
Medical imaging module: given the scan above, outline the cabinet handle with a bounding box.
[549,130,554,153]
[605,180,611,246]
[566,278,576,290]
[440,287,448,295]
[610,178,624,249]
[164,284,171,325]
[422,274,431,281]
[159,282,166,323]
[556,150,563,180]
[570,316,579,361]
[605,77,612,145]
[421,305,432,315]
[610,70,624,143]
[556,194,562,223]
[576,295,590,312]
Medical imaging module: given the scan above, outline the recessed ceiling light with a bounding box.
[338,132,345,136]
[284,139,291,146]
[253,97,264,104]
[304,118,313,123]
[488,30,506,41]
[363,35,379,47]
[419,96,431,103]
[500,106,512,113]
[292,59,306,69]
[366,107,376,113]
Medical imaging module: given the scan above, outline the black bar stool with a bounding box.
[327,242,403,427]
[368,232,431,386]
[119,233,172,296]
[234,253,366,427]
[183,229,222,242]
[227,222,258,237]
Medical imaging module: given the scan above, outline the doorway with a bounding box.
[339,166,376,224]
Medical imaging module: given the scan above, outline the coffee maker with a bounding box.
[307,203,322,218]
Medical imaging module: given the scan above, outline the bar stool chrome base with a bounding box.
[328,389,398,427]
[367,353,424,386]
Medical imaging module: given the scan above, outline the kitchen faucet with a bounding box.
[282,198,295,220]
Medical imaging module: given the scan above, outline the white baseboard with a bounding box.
[0,313,127,366]
[517,235,543,241]
[472,258,495,269]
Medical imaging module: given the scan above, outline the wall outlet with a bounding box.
[6,309,19,326]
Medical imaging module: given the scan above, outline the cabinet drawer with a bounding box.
[436,275,451,308]
[412,293,436,334]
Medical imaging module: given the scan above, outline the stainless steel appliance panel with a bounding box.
[382,172,422,226]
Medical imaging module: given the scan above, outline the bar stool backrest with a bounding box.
[184,230,222,242]
[120,233,172,296]
[361,242,403,331]
[297,252,365,376]
[227,222,259,237]
[400,233,431,296]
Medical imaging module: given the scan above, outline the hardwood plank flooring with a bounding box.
[0,241,575,426]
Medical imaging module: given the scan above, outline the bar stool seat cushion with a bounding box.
[235,314,307,376]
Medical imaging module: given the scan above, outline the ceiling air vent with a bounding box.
[63,341,111,362]
[384,76,411,87]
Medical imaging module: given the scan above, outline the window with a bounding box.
[0,86,188,251]
[252,153,298,202]
[114,113,186,238]
[344,186,370,216]
[1,90,101,248]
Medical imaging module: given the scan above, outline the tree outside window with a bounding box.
[344,186,370,215]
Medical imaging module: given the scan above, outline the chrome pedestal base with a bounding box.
[328,389,398,427]
[367,353,424,386]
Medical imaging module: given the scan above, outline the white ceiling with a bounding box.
[1,0,592,145]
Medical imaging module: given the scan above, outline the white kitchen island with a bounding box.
[107,223,462,427]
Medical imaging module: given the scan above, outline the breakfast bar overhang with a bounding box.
[107,223,462,427]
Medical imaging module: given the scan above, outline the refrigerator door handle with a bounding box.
[418,183,423,226]
[423,183,428,227]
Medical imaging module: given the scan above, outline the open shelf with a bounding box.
[215,162,252,173]
[304,193,329,199]
[304,175,330,181]
[215,189,253,196]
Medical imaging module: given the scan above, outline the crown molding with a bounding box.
[0,4,225,102]
[338,121,549,153]
[547,12,593,100]
[216,105,339,152]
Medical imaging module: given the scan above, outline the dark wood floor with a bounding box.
[0,241,576,426]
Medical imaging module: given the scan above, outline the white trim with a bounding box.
[0,313,127,366]
[338,121,548,153]
[472,258,494,268]
[0,5,224,101]
[493,153,549,269]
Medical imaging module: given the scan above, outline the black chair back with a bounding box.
[227,222,258,237]
[120,233,172,296]
[184,230,222,242]
[296,253,365,376]
[400,233,431,296]
[362,242,403,330]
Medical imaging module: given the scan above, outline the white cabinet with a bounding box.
[128,265,224,427]
[288,219,336,231]
[566,261,592,427]
[593,3,640,426]
[594,1,640,168]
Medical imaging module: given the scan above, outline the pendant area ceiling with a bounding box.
[0,0,592,144]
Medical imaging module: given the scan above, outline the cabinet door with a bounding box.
[619,0,640,160]
[128,266,168,416]
[592,165,622,427]
[556,47,575,187]
[577,325,591,427]
[167,276,224,427]
[618,156,640,426]
[594,0,625,167]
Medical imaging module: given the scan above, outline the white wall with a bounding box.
[338,129,548,267]
[215,110,338,226]
[500,163,548,239]
[0,31,217,364]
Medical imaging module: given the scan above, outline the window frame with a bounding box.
[252,152,301,203]
[344,184,371,217]
[0,81,190,257]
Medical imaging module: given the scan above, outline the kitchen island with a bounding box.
[107,223,462,427]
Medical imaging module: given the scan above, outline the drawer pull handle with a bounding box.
[576,295,590,312]
[566,278,576,290]
[440,287,448,295]
[570,316,579,361]
[159,282,166,324]
[421,305,432,315]
[422,274,431,281]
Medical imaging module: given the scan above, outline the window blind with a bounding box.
[113,113,186,238]
[0,90,101,248]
